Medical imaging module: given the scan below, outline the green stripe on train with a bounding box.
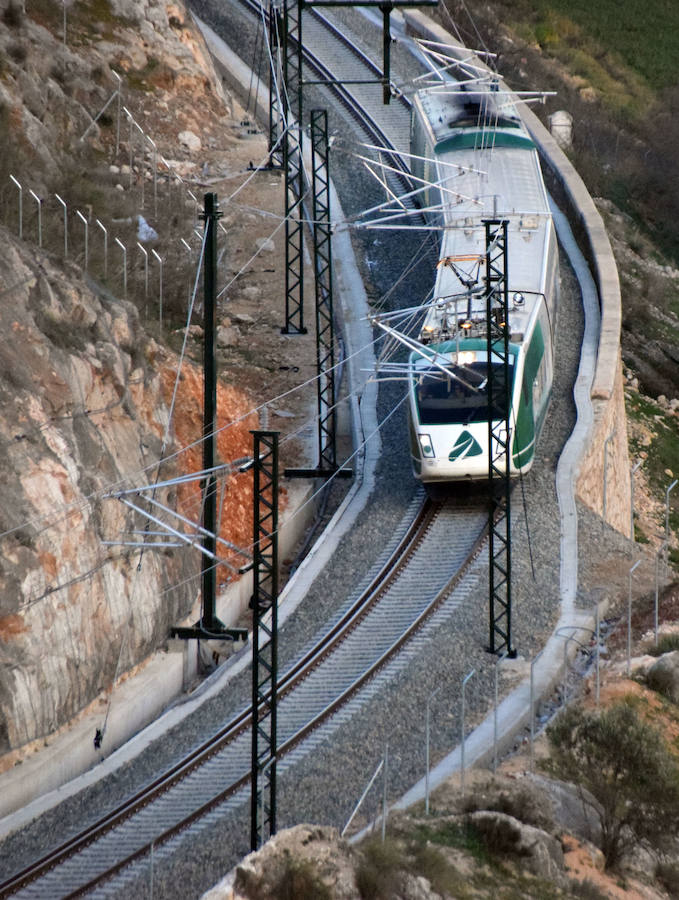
[512,322,544,468]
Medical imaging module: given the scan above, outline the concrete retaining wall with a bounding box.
[402,11,631,535]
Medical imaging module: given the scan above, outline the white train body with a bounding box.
[407,83,559,482]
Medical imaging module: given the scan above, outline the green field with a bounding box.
[484,0,679,123]
[504,0,679,91]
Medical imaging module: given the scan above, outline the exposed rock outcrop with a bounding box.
[467,810,565,882]
[646,651,679,703]
[205,825,360,900]
[0,0,269,754]
[0,232,187,748]
[0,228,258,752]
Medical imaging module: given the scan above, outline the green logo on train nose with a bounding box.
[449,431,482,460]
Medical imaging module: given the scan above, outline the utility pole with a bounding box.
[171,193,247,643]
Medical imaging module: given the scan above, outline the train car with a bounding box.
[407,79,559,483]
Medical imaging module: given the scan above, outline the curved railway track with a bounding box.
[240,0,414,174]
[1,495,489,898]
[0,8,493,898]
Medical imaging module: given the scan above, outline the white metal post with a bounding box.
[655,540,667,647]
[135,121,145,209]
[188,189,200,224]
[29,189,42,247]
[181,237,193,303]
[137,242,149,316]
[9,174,22,239]
[460,669,475,798]
[151,249,163,334]
[115,237,127,298]
[76,210,88,271]
[148,136,158,217]
[113,71,122,158]
[55,193,67,257]
[96,219,108,278]
[123,107,133,187]
[628,559,642,676]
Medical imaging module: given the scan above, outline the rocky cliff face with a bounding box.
[0,232,190,749]
[0,0,275,752]
[0,224,261,752]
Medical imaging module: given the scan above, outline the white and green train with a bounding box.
[407,80,559,483]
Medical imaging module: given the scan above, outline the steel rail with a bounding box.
[240,0,414,183]
[69,499,488,898]
[0,499,436,897]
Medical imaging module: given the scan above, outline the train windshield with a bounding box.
[414,359,515,426]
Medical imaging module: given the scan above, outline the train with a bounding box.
[405,76,559,484]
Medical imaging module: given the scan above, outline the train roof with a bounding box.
[413,84,554,344]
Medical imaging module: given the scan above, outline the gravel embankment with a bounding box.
[0,7,640,898]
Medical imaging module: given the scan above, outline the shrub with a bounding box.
[547,700,679,869]
[569,878,610,900]
[656,860,679,896]
[8,41,27,63]
[470,814,525,857]
[356,837,404,900]
[275,854,330,900]
[462,782,553,831]
[648,633,679,657]
[414,820,490,864]
[409,842,472,897]
[3,1,23,27]
[646,654,679,703]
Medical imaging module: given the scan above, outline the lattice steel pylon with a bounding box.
[310,109,336,471]
[281,0,306,334]
[250,430,280,851]
[284,109,352,481]
[267,0,285,168]
[484,219,514,656]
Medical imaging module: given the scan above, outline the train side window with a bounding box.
[532,357,547,410]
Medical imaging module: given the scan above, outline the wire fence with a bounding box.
[0,87,225,337]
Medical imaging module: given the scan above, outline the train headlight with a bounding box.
[418,434,435,458]
[457,350,477,365]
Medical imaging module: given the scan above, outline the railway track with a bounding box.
[237,0,414,171]
[1,494,489,898]
[0,8,494,898]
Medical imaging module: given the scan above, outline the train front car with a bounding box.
[408,81,559,484]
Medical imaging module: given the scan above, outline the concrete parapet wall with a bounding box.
[516,107,621,403]
[569,365,631,535]
[402,10,630,534]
